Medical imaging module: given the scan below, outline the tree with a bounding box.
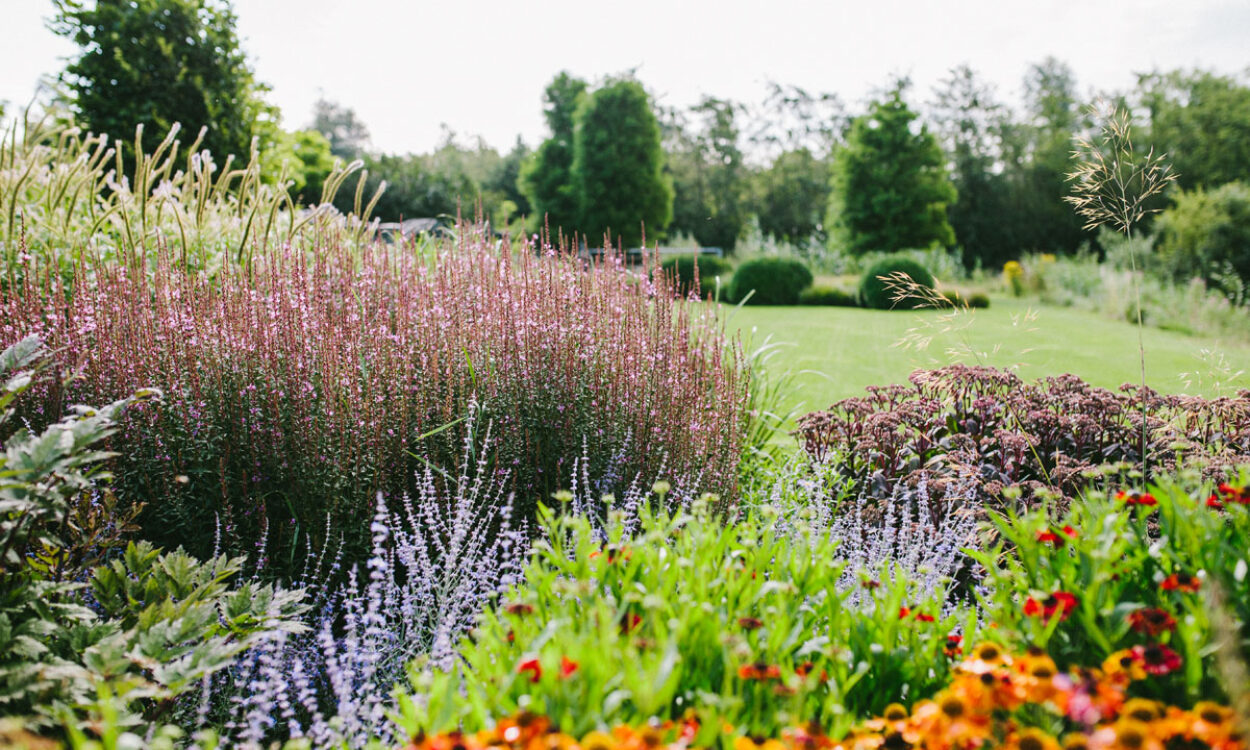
[572,78,674,248]
[51,0,275,161]
[666,97,749,251]
[310,98,371,160]
[1002,57,1088,256]
[262,129,336,205]
[756,148,830,247]
[929,65,1017,269]
[826,80,956,255]
[1139,69,1250,191]
[519,72,587,237]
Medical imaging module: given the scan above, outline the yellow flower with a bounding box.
[1009,727,1061,750]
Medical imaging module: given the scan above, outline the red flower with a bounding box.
[506,629,515,644]
[1117,490,1157,506]
[1160,572,1201,593]
[1215,482,1248,504]
[504,602,535,615]
[1024,592,1078,621]
[517,658,542,683]
[944,634,964,658]
[1061,525,1078,539]
[1132,643,1182,676]
[738,617,764,630]
[899,606,911,619]
[559,656,579,678]
[1036,530,1063,546]
[1128,608,1177,636]
[737,662,782,681]
[914,612,936,623]
[1207,494,1225,509]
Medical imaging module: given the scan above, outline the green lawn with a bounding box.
[720,296,1250,414]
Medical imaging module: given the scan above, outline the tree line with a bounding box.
[34,0,1250,269]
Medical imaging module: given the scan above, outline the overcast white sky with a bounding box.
[2,0,1247,155]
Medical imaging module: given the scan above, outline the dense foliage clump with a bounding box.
[857,255,937,309]
[727,256,813,305]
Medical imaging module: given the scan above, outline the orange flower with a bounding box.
[1159,572,1201,593]
[737,662,782,681]
[560,656,579,678]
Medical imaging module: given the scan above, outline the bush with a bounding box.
[798,284,858,307]
[857,256,936,310]
[2,231,748,575]
[940,289,990,309]
[1155,181,1250,303]
[659,254,732,298]
[795,364,1250,509]
[727,256,813,305]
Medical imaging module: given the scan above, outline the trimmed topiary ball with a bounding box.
[858,256,937,310]
[727,257,813,305]
[661,254,732,297]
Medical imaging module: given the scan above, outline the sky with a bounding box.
[2,0,1248,156]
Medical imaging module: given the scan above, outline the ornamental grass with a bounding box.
[1,227,747,570]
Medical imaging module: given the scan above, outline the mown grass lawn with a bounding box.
[720,296,1250,414]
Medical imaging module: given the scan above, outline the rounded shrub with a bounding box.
[727,257,813,305]
[940,289,991,309]
[858,256,937,310]
[799,284,858,307]
[660,254,732,297]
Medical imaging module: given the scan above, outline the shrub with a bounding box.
[404,497,977,740]
[659,254,732,298]
[727,256,813,305]
[857,256,936,310]
[2,230,747,573]
[798,284,858,306]
[939,289,990,309]
[795,364,1250,509]
[1155,181,1250,303]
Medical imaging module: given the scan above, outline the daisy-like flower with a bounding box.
[1116,490,1157,506]
[1159,571,1201,593]
[737,662,781,681]
[1024,592,1079,621]
[1131,644,1182,676]
[1102,649,1148,682]
[1127,608,1176,636]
